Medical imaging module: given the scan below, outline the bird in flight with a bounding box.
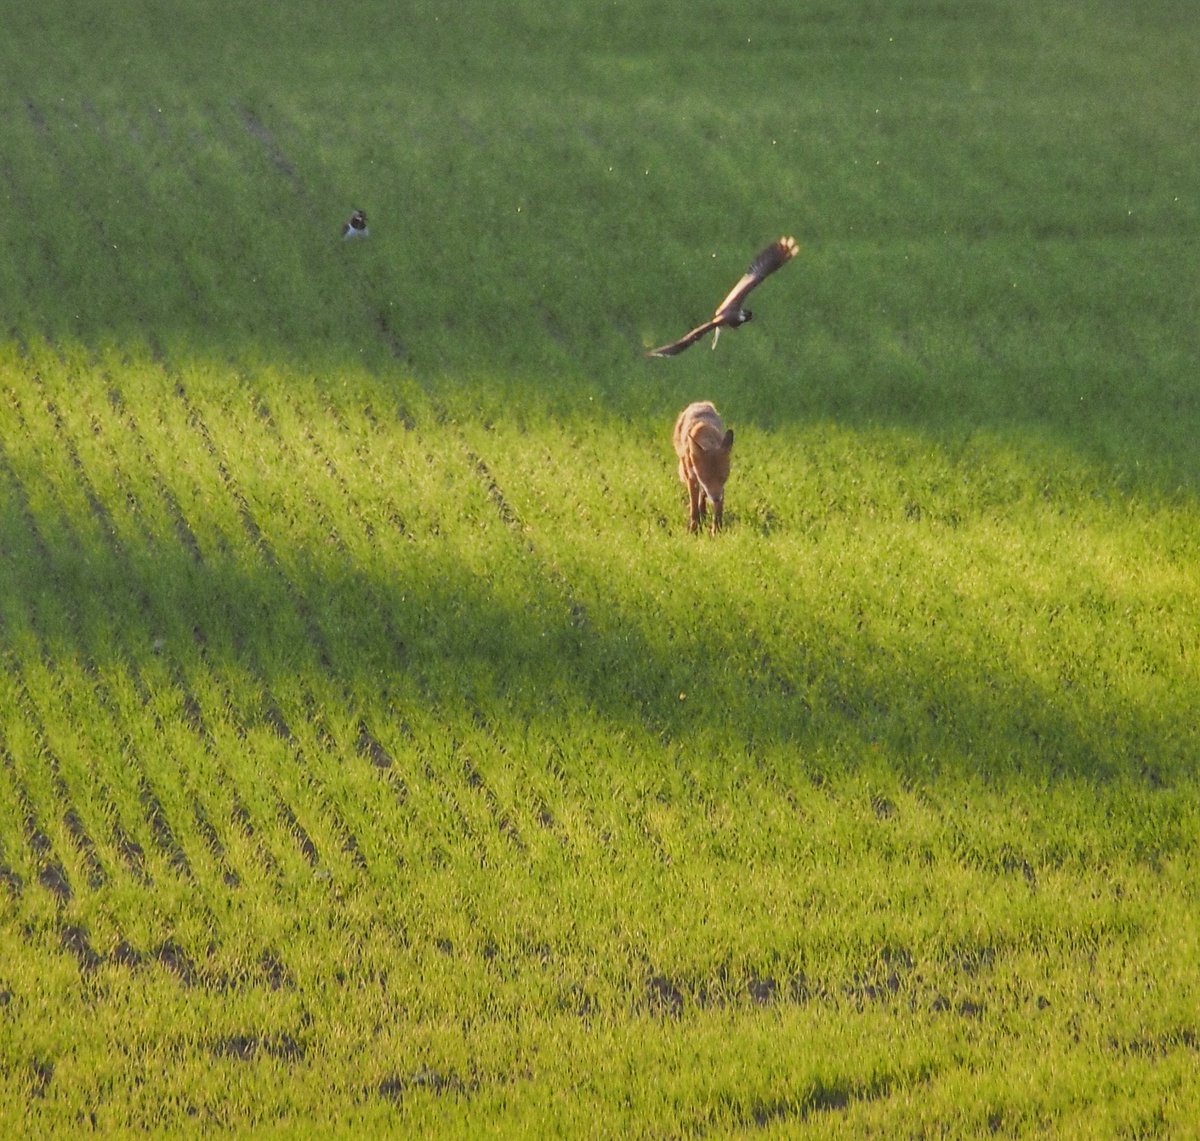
[646,236,799,357]
[341,209,369,239]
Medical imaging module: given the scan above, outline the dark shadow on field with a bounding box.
[1,488,1189,789]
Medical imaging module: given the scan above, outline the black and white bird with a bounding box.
[646,236,799,357]
[341,209,369,239]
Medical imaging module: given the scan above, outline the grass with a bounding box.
[1,0,1199,1135]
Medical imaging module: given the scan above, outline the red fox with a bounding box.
[673,401,734,534]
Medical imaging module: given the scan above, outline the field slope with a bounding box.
[1,1,1198,1136]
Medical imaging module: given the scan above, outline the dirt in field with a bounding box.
[212,1033,305,1063]
[377,1068,475,1102]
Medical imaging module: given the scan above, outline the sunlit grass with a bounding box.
[1,0,1197,1135]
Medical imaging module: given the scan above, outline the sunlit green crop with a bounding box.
[1,0,1197,1136]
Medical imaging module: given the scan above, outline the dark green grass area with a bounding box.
[4,0,1196,465]
[1,0,1198,1136]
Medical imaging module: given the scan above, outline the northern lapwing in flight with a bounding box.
[647,236,799,357]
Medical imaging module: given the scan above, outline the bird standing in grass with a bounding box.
[341,209,369,239]
[646,236,799,357]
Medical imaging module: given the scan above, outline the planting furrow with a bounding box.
[165,376,342,677]
[0,726,72,905]
[277,706,379,875]
[235,103,302,192]
[295,734,409,880]
[0,651,126,897]
[191,799,241,888]
[141,629,400,891]
[31,381,128,559]
[172,382,275,563]
[357,719,397,772]
[406,741,549,882]
[84,367,294,659]
[180,692,372,888]
[11,650,249,921]
[137,777,194,883]
[60,808,106,891]
[229,794,283,883]
[277,796,320,868]
[5,434,327,895]
[72,631,289,898]
[109,813,152,884]
[27,657,198,886]
[211,672,397,883]
[461,754,526,854]
[186,706,311,885]
[0,740,29,897]
[92,364,207,565]
[228,383,414,674]
[4,361,183,669]
[58,922,105,973]
[465,448,522,534]
[354,718,420,845]
[293,399,407,551]
[459,435,598,654]
[0,395,55,569]
[0,854,23,898]
[0,377,102,557]
[398,751,487,870]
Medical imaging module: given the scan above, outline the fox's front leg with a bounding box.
[687,475,703,532]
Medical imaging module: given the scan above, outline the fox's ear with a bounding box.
[723,429,734,451]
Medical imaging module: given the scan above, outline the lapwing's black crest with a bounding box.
[342,209,369,239]
[647,236,799,357]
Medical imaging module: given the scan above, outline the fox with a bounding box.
[673,401,734,534]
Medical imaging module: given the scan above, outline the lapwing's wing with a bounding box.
[711,236,799,320]
[646,236,799,358]
[646,318,721,358]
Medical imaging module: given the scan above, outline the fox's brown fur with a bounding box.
[673,401,734,534]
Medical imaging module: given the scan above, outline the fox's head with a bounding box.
[693,428,734,501]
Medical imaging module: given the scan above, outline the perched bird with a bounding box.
[341,209,369,239]
[646,236,799,357]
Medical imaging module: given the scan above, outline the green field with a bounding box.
[2,0,1198,1135]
